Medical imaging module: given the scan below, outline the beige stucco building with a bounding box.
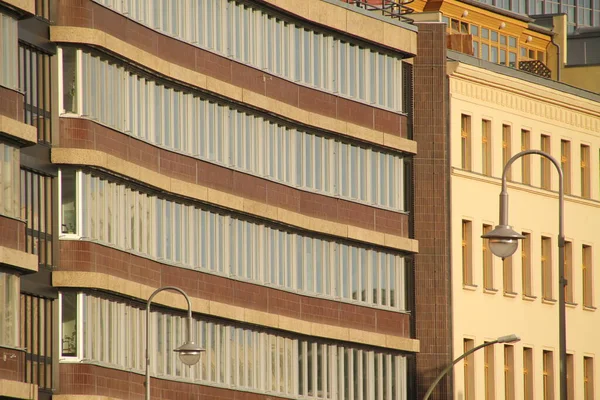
[449,51,600,399]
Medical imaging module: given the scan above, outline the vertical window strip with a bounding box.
[63,170,407,311]
[90,0,403,111]
[70,50,405,211]
[0,13,18,89]
[0,142,20,219]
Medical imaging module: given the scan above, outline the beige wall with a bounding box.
[449,61,600,399]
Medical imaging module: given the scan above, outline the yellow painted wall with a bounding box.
[562,65,600,94]
[449,61,600,399]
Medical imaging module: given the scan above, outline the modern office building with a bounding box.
[0,0,421,399]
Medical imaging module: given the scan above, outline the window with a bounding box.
[523,347,534,400]
[561,140,571,195]
[567,354,574,400]
[19,43,53,143]
[483,224,494,290]
[61,170,407,311]
[504,345,515,400]
[462,114,472,170]
[543,350,554,400]
[0,12,18,89]
[485,343,495,400]
[521,130,531,184]
[541,135,551,190]
[60,292,78,357]
[482,120,492,176]
[522,232,532,296]
[21,169,54,268]
[0,272,19,346]
[463,220,473,285]
[61,291,409,398]
[21,294,54,390]
[62,49,406,211]
[502,125,511,180]
[88,1,404,112]
[0,141,21,218]
[504,254,513,294]
[542,236,553,300]
[583,244,593,307]
[581,144,591,198]
[464,339,475,400]
[584,356,595,400]
[565,241,573,303]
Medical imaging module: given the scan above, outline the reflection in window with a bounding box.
[61,292,78,357]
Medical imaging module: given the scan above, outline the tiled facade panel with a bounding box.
[54,0,409,138]
[0,347,24,382]
[0,215,27,252]
[59,240,412,337]
[0,86,24,122]
[412,23,452,400]
[59,118,410,237]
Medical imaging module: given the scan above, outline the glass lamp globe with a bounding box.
[489,238,519,259]
[174,342,204,366]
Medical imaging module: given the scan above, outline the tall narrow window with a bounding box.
[462,114,472,170]
[542,236,553,300]
[463,220,473,286]
[522,232,532,296]
[504,345,515,400]
[502,124,511,180]
[583,244,593,307]
[543,350,554,400]
[561,140,571,195]
[482,120,492,176]
[565,241,573,303]
[523,347,534,400]
[60,292,78,357]
[21,169,54,268]
[483,224,494,290]
[541,135,551,190]
[504,254,513,294]
[584,356,595,400]
[464,339,475,400]
[567,353,574,400]
[485,343,495,400]
[581,144,591,198]
[521,130,531,184]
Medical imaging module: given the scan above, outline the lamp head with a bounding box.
[481,225,525,259]
[174,341,204,366]
[497,334,520,343]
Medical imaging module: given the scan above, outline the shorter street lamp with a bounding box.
[423,334,520,400]
[145,286,204,400]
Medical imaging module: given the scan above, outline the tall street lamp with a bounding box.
[145,286,204,400]
[482,149,566,400]
[423,334,520,400]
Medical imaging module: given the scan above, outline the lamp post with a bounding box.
[482,149,566,400]
[423,334,520,400]
[145,286,204,400]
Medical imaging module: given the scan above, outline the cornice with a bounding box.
[53,271,420,353]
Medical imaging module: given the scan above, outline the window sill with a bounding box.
[522,294,537,301]
[483,288,499,294]
[463,283,478,291]
[542,298,557,305]
[583,305,597,312]
[566,301,578,308]
[503,291,518,298]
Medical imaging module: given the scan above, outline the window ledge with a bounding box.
[583,305,597,312]
[542,298,557,305]
[463,283,478,291]
[566,301,578,308]
[483,288,499,294]
[522,294,537,301]
[503,291,518,298]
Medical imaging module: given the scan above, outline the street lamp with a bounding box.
[423,334,520,400]
[482,149,566,400]
[145,286,204,400]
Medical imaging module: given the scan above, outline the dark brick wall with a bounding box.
[60,118,410,238]
[0,86,24,122]
[0,347,25,382]
[0,215,27,252]
[54,0,409,138]
[59,240,412,338]
[412,23,452,400]
[59,363,291,400]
